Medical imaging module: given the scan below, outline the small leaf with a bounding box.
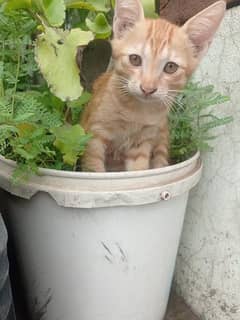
[15,147,35,160]
[0,124,18,133]
[41,0,66,27]
[14,113,35,122]
[12,162,38,185]
[201,116,233,132]
[86,13,112,39]
[52,124,91,166]
[35,26,94,101]
[17,123,36,137]
[68,91,92,124]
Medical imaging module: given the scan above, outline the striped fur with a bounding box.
[81,0,225,172]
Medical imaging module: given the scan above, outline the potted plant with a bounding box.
[0,1,231,320]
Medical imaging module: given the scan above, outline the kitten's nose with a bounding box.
[140,85,157,96]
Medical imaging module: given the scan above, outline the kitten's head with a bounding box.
[111,0,225,104]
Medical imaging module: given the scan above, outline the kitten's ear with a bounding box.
[113,0,144,39]
[182,1,226,58]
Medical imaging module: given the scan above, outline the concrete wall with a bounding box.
[174,6,240,320]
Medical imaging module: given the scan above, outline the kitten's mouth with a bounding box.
[135,95,151,102]
[135,94,159,103]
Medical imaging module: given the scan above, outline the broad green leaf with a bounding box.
[67,91,92,109]
[86,13,111,39]
[35,26,94,101]
[65,0,95,10]
[4,0,66,27]
[41,0,66,27]
[65,0,110,11]
[87,0,110,12]
[68,91,92,123]
[52,124,91,166]
[3,0,32,10]
[140,0,158,18]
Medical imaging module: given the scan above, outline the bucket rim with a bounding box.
[0,152,202,207]
[0,151,200,180]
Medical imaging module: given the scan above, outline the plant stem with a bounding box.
[0,53,4,98]
[11,48,21,117]
[110,0,115,10]
[65,9,71,30]
[0,40,5,97]
[0,80,4,97]
[65,106,72,123]
[155,0,160,14]
[28,9,45,26]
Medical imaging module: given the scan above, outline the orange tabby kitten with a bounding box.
[81,0,225,172]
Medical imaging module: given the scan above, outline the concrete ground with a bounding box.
[165,293,199,320]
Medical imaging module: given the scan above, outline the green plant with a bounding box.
[169,82,233,163]
[0,0,232,183]
[0,1,113,182]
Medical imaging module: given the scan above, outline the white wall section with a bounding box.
[175,6,240,320]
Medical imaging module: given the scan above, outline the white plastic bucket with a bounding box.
[0,153,202,320]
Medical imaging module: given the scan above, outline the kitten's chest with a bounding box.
[111,120,158,153]
[116,121,143,144]
[104,95,167,152]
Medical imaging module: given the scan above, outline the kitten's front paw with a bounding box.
[151,157,169,169]
[125,156,150,171]
[81,160,106,172]
[152,145,169,168]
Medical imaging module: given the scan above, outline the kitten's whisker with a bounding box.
[164,94,185,112]
[112,76,130,97]
[168,89,183,93]
[172,99,185,111]
[162,95,184,114]
[115,75,129,85]
[115,85,129,97]
[161,96,175,111]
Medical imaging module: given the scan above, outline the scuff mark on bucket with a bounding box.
[116,242,127,263]
[104,255,113,264]
[101,241,129,270]
[101,241,113,257]
[33,288,52,320]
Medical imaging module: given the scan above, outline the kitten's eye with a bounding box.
[129,54,142,66]
[164,62,179,74]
